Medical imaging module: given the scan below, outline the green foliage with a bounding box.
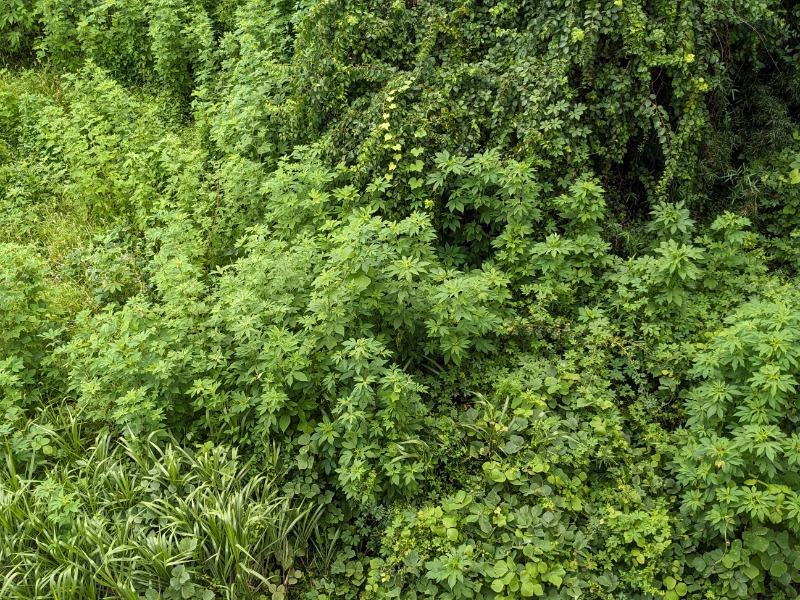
[42,148,511,499]
[59,212,207,433]
[0,0,36,56]
[0,1,799,598]
[202,0,799,207]
[0,244,53,409]
[191,179,510,499]
[674,289,800,597]
[0,407,320,599]
[362,343,676,599]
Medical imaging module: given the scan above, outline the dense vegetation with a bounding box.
[0,0,799,597]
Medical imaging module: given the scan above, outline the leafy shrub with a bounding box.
[673,288,800,598]
[361,346,677,599]
[0,244,53,409]
[0,0,36,57]
[200,200,509,500]
[59,212,207,433]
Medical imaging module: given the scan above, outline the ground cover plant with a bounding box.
[1,0,799,598]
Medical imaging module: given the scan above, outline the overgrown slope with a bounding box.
[1,0,800,598]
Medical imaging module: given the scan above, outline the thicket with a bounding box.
[1,0,799,598]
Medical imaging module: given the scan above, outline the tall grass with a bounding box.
[0,405,321,599]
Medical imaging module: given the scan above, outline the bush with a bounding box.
[674,288,800,598]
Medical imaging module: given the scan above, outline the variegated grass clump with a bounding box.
[0,405,321,600]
